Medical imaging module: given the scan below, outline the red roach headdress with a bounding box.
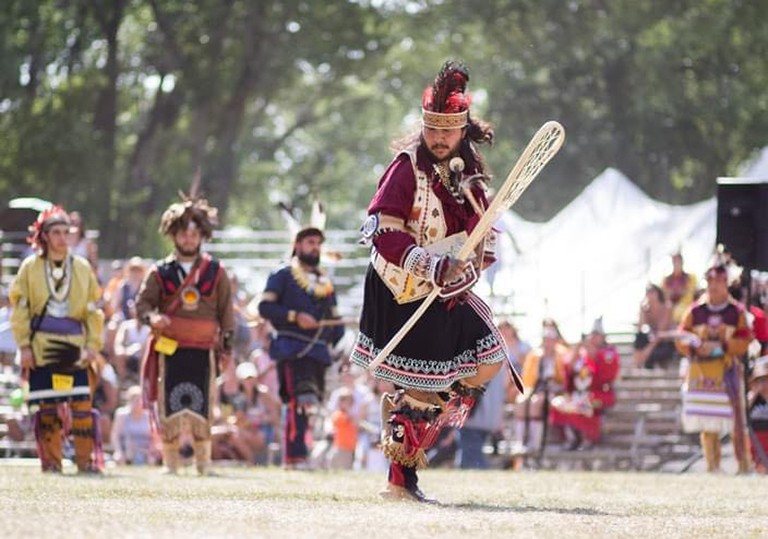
[422,60,471,130]
[28,205,69,250]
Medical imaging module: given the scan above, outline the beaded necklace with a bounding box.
[290,258,334,299]
[45,255,72,302]
[433,162,465,203]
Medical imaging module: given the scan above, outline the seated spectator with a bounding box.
[542,317,573,358]
[514,325,568,453]
[111,385,161,465]
[663,251,698,325]
[212,362,281,465]
[550,318,620,450]
[632,284,677,370]
[497,320,531,374]
[112,302,151,383]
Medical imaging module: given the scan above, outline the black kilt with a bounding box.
[350,265,506,391]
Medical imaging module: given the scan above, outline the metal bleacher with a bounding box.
[496,332,699,472]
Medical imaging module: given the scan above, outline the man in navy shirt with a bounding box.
[258,227,344,468]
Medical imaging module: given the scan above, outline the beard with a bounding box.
[297,252,320,267]
[175,243,200,258]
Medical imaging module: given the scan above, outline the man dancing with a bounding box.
[350,60,522,502]
[257,227,345,469]
[10,206,105,473]
[136,196,234,475]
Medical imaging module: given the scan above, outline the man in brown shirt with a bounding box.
[136,196,234,475]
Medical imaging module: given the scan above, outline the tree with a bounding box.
[415,0,768,217]
[1,0,766,257]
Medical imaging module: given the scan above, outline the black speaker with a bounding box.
[716,177,768,271]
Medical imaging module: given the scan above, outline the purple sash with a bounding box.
[31,315,83,336]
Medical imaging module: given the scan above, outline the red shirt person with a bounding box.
[549,319,619,450]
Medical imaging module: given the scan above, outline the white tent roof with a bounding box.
[740,146,768,178]
[482,168,716,342]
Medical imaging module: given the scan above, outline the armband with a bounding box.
[360,213,407,246]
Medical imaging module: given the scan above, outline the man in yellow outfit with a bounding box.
[10,206,105,473]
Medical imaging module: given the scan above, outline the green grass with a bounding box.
[1,463,767,538]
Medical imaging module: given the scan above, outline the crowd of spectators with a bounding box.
[1,218,767,473]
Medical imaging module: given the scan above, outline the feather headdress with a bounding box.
[422,60,471,129]
[159,192,218,239]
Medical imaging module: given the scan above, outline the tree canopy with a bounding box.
[1,0,766,256]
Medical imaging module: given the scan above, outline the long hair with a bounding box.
[391,116,494,175]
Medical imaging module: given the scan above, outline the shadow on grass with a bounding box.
[442,502,609,516]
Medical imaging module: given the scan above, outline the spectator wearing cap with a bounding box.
[214,361,281,465]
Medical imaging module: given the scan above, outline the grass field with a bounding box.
[1,462,766,538]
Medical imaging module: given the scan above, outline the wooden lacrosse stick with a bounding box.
[460,174,488,217]
[367,120,565,372]
[318,317,358,328]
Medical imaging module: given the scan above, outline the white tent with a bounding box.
[481,168,716,342]
[740,146,768,178]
